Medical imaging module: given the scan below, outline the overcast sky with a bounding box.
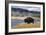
[12,6,41,12]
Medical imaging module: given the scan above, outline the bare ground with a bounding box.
[16,23,40,28]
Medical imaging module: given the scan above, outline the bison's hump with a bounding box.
[24,17,33,20]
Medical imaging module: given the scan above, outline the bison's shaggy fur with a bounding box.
[24,17,34,24]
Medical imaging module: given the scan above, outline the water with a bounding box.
[11,19,25,28]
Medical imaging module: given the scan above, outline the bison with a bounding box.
[24,17,34,24]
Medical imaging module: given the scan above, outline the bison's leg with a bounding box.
[27,22,30,24]
[32,19,34,24]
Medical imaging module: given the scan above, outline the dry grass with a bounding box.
[16,23,40,28]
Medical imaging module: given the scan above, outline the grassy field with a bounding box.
[16,23,40,28]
